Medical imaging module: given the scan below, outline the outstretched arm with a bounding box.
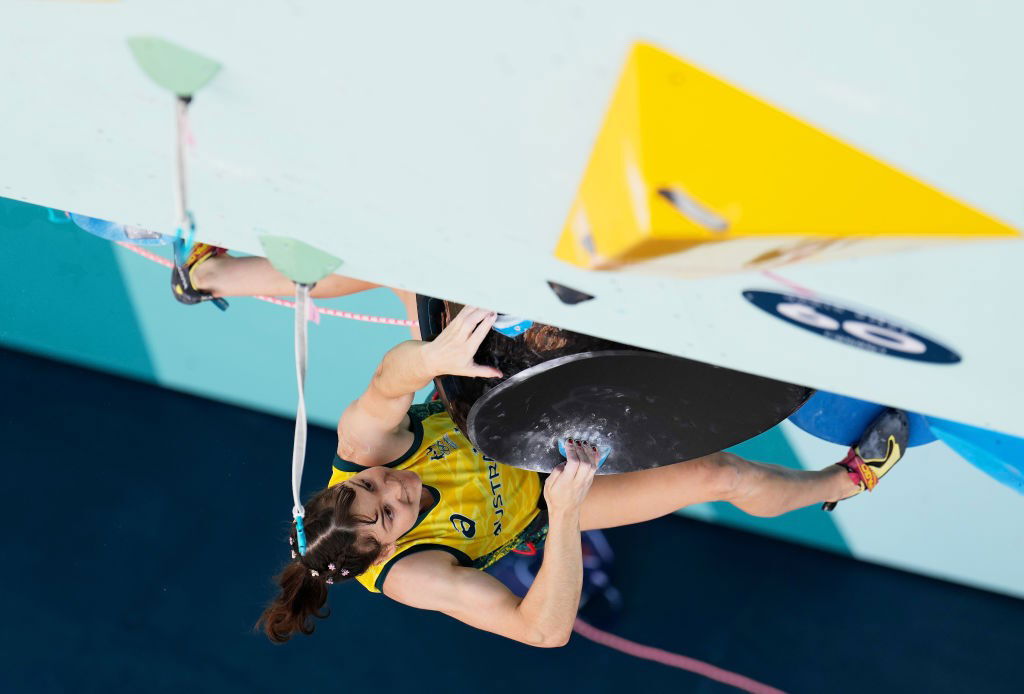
[337,307,501,466]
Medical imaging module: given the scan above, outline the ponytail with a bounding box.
[258,562,330,643]
[256,483,383,643]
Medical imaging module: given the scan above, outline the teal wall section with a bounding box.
[0,197,155,381]
[0,196,418,431]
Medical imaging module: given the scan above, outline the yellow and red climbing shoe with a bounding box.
[822,409,909,511]
[171,242,228,308]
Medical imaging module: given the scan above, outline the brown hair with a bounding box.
[256,483,382,643]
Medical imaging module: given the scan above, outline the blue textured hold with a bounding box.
[557,438,611,468]
[926,417,1024,494]
[69,213,170,246]
[492,314,533,338]
[46,208,71,224]
[788,390,935,447]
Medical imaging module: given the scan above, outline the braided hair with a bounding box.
[257,483,383,643]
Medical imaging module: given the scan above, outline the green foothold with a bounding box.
[127,36,221,98]
[259,235,343,286]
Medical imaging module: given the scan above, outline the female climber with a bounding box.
[256,306,909,647]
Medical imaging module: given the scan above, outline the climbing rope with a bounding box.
[572,618,786,694]
[290,283,311,553]
[172,98,196,258]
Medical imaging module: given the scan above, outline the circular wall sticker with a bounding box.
[742,290,961,364]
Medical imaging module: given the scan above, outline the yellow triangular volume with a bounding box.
[556,43,1018,274]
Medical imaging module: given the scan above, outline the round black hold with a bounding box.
[467,350,812,474]
[417,295,640,434]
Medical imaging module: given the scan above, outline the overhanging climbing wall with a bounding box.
[1,2,1022,436]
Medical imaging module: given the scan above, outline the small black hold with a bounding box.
[547,281,594,305]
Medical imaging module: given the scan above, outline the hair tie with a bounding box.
[310,569,319,577]
[294,515,308,556]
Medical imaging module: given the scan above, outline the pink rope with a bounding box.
[114,241,418,328]
[760,270,816,298]
[117,241,174,268]
[255,294,416,327]
[572,618,787,694]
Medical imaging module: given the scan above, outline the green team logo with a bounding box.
[449,514,476,538]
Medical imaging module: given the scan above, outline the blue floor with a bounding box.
[2,346,1022,693]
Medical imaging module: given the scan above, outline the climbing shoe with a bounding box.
[822,408,909,511]
[171,242,229,309]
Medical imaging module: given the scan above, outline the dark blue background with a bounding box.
[2,347,1018,693]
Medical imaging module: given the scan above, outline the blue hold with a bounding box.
[492,314,534,338]
[46,208,72,224]
[557,438,612,468]
[926,417,1024,495]
[791,391,1024,495]
[67,213,169,246]
[788,390,936,448]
